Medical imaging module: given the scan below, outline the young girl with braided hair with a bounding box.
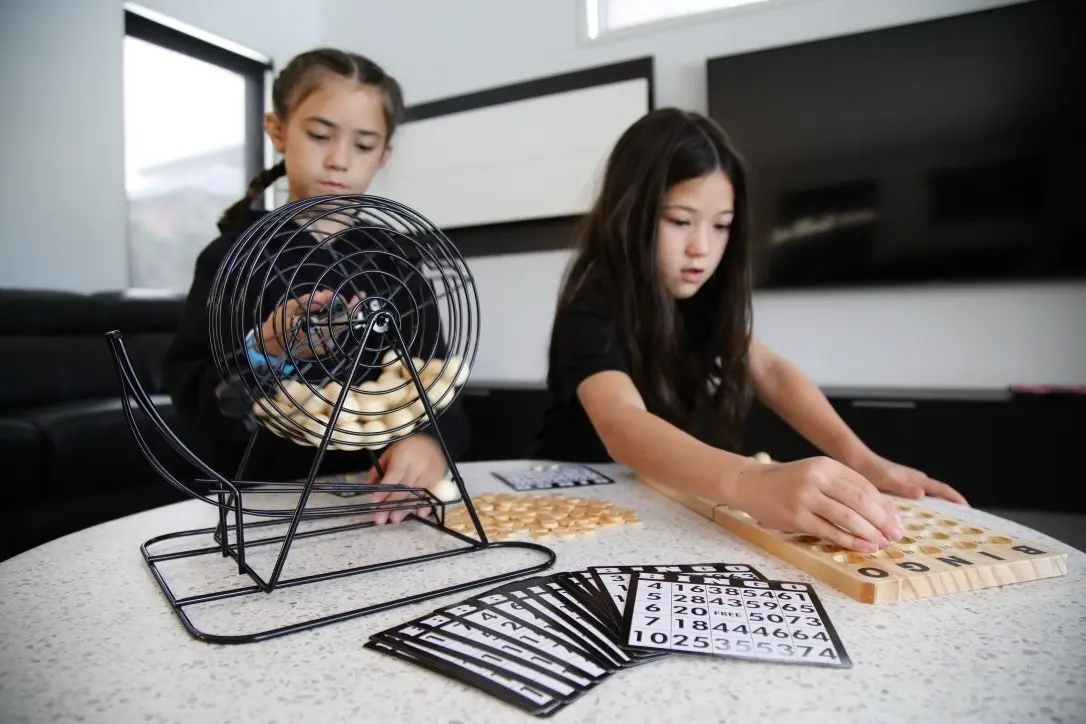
[164,48,469,524]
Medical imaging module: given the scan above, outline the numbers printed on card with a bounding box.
[590,563,766,621]
[621,573,852,668]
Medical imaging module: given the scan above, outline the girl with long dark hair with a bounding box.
[530,108,966,552]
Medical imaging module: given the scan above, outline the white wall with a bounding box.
[323,0,1028,113]
[0,0,321,294]
[368,78,649,228]
[2,0,1081,388]
[324,0,1086,390]
[470,254,1086,390]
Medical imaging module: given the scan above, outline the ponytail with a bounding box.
[217,160,287,235]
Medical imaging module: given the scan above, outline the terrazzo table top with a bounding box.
[1,460,1083,724]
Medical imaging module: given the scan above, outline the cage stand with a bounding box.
[105,300,556,644]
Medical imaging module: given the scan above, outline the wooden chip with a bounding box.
[441,492,642,541]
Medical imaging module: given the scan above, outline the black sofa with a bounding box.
[0,288,552,562]
[0,289,191,561]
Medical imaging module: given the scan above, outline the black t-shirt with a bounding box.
[527,278,739,463]
[527,280,631,463]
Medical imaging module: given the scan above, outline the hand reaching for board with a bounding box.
[852,453,969,506]
[730,456,904,553]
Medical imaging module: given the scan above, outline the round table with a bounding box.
[1,460,1082,723]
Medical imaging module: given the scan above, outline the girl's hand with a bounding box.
[260,290,361,359]
[367,435,448,525]
[730,456,904,553]
[853,453,969,506]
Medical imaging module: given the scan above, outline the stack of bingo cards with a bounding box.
[366,562,851,717]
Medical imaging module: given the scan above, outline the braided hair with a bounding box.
[217,48,405,235]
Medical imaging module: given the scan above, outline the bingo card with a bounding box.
[493,464,614,491]
[621,572,852,668]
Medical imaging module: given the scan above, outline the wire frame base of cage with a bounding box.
[140,515,558,645]
[104,194,558,644]
[108,330,556,645]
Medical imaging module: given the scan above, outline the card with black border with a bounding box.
[408,612,603,692]
[492,464,614,491]
[541,579,613,634]
[620,573,852,669]
[434,600,613,682]
[555,571,625,636]
[510,583,634,669]
[471,588,612,667]
[364,637,566,717]
[551,572,667,663]
[480,574,558,597]
[554,571,620,634]
[374,622,585,717]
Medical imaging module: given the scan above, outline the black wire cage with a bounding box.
[105,194,556,644]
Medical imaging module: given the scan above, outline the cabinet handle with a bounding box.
[850,400,916,409]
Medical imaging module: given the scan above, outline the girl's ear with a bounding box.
[378,143,394,170]
[264,112,287,154]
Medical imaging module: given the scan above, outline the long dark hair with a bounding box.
[217,48,406,234]
[552,107,755,449]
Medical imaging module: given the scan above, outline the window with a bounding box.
[586,0,779,39]
[123,8,270,293]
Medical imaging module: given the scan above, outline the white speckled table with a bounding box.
[1,460,1083,724]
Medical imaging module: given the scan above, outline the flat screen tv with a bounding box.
[706,0,1085,289]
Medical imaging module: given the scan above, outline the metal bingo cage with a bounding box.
[105,194,556,643]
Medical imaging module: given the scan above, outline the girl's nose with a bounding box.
[687,227,710,256]
[326,142,349,170]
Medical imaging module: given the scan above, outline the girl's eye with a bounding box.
[356,144,375,153]
[668,218,691,227]
[714,223,731,232]
[307,132,329,142]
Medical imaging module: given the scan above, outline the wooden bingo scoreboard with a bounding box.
[640,474,1069,604]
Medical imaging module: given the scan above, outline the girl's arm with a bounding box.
[746,337,871,469]
[577,370,758,502]
[747,337,967,503]
[578,368,905,551]
[366,254,473,524]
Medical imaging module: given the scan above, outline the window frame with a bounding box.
[580,0,811,43]
[123,9,272,196]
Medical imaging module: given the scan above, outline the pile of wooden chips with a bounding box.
[254,353,470,449]
[443,493,641,541]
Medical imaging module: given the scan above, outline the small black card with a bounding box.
[492,464,614,491]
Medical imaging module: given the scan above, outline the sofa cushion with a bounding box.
[24,395,189,497]
[0,417,45,509]
[0,336,120,410]
[0,289,109,335]
[93,291,183,333]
